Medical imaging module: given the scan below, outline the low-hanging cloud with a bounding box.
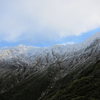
[0,0,100,44]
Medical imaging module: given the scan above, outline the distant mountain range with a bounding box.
[0,33,100,100]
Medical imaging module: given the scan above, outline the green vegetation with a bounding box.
[40,60,100,100]
[0,60,100,100]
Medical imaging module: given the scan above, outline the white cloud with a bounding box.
[0,0,100,43]
[66,42,75,45]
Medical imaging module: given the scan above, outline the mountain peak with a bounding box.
[88,32,100,42]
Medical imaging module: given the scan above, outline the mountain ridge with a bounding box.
[0,32,100,100]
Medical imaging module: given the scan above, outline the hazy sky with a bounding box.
[0,0,100,47]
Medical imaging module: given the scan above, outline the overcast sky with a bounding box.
[0,0,100,47]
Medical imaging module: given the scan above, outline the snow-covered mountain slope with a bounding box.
[0,32,99,69]
[81,32,100,47]
[0,32,100,100]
